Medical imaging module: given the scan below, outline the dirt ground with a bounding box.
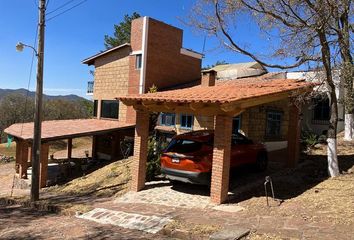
[0,134,353,239]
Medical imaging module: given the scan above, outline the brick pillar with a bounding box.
[131,110,149,191]
[210,115,233,204]
[287,104,301,167]
[67,138,72,159]
[40,143,49,188]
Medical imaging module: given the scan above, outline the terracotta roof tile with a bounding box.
[119,76,313,105]
[5,119,134,141]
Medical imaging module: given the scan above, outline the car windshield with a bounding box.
[165,139,203,153]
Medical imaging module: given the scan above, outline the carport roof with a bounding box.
[5,119,135,142]
[119,77,313,105]
[119,76,314,116]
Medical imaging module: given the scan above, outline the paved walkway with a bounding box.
[0,204,175,240]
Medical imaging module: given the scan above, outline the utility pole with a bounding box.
[31,0,46,202]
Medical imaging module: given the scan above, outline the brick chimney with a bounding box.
[201,69,216,87]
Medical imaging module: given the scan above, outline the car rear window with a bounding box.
[165,139,203,153]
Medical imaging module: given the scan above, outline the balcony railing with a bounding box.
[87,81,94,95]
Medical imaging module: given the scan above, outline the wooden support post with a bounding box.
[15,140,21,174]
[92,135,97,159]
[67,138,72,159]
[287,104,301,167]
[20,141,29,179]
[131,110,150,192]
[40,143,49,188]
[16,140,29,179]
[210,115,233,204]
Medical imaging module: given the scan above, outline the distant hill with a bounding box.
[0,88,88,102]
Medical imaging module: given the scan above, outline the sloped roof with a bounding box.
[119,76,313,105]
[5,119,134,141]
[82,43,131,65]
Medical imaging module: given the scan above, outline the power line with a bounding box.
[46,0,88,22]
[46,0,76,15]
[20,24,39,136]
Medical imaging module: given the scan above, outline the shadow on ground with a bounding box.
[147,152,354,205]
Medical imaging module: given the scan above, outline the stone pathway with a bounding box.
[115,180,244,213]
[77,208,172,234]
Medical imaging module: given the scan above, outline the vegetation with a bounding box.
[0,93,93,143]
[104,12,141,49]
[189,0,354,177]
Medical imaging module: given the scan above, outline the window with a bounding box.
[101,100,119,119]
[313,98,330,121]
[266,111,282,137]
[165,139,203,153]
[180,114,193,129]
[135,54,142,69]
[93,100,98,117]
[160,113,175,126]
[232,116,242,134]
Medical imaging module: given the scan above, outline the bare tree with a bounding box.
[189,0,342,176]
[327,0,354,140]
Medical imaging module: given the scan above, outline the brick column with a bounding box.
[287,104,301,167]
[67,138,72,159]
[131,110,150,191]
[210,115,233,204]
[40,143,49,188]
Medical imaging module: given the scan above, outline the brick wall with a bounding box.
[242,99,290,142]
[144,18,201,91]
[93,46,131,122]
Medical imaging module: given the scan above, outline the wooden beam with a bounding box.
[189,102,205,111]
[40,143,49,188]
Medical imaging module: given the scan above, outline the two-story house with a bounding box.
[82,17,203,159]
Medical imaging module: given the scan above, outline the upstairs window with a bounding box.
[135,54,142,69]
[180,114,193,129]
[160,113,175,126]
[266,111,282,138]
[313,98,330,121]
[101,100,119,119]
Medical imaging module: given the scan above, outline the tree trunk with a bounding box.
[344,113,354,140]
[318,28,340,177]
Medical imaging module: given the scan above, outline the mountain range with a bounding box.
[0,88,88,102]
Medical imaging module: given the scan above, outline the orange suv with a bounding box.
[160,130,268,185]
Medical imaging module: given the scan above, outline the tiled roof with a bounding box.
[5,119,135,141]
[119,76,313,105]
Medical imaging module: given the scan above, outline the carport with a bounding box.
[5,119,134,188]
[119,71,313,204]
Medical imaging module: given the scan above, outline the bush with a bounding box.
[301,131,319,148]
[146,135,161,181]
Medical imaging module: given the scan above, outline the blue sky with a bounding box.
[0,0,278,98]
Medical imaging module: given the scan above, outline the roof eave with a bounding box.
[82,43,131,66]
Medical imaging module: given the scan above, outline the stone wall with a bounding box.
[93,46,131,122]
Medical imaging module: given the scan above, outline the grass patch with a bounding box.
[0,142,16,158]
[165,219,221,236]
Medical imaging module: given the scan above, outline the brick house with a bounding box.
[81,16,314,204]
[5,16,313,203]
[82,17,203,159]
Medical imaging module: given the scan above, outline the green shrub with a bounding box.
[301,131,319,148]
[146,135,161,181]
